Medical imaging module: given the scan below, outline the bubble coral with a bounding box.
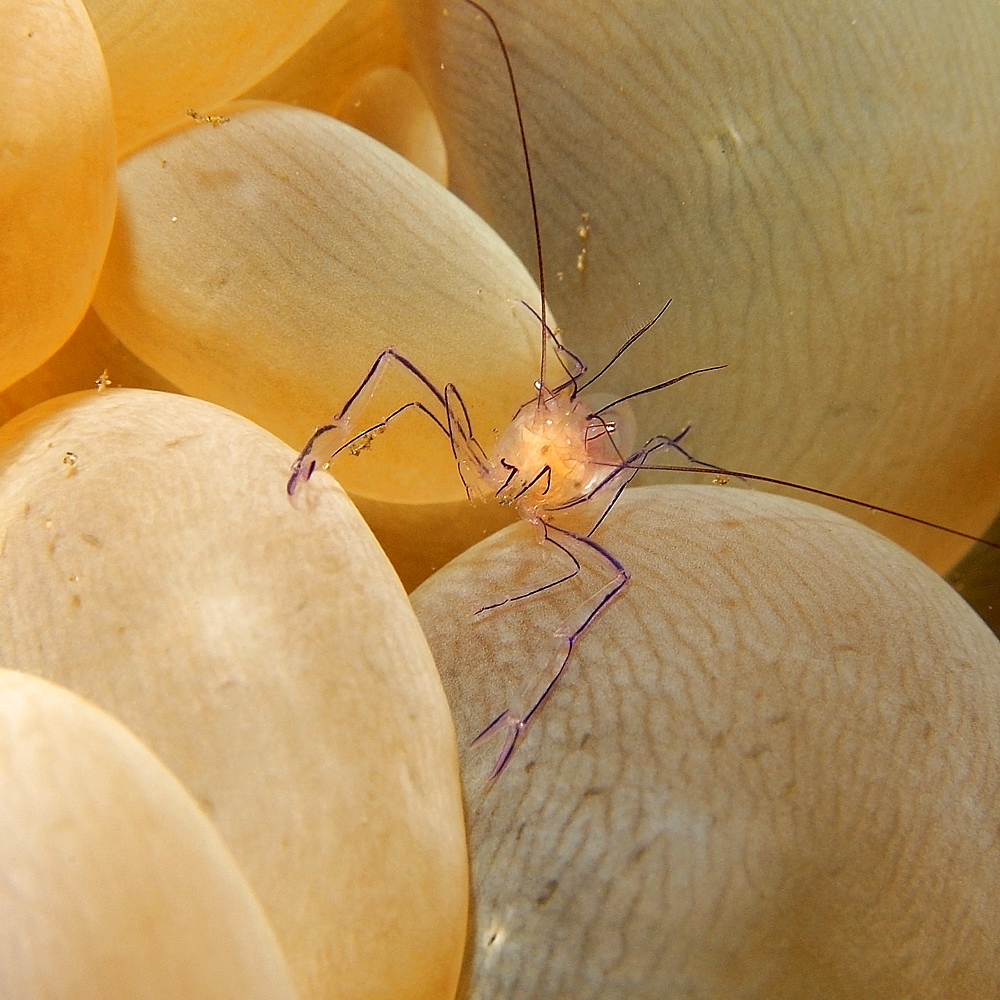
[92,100,543,508]
[0,390,468,1000]
[84,0,351,154]
[413,486,1000,998]
[0,669,297,1000]
[1,0,999,995]
[0,0,116,391]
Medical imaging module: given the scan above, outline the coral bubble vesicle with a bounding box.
[0,670,297,1000]
[85,0,351,154]
[93,101,542,506]
[0,0,116,391]
[0,389,468,1000]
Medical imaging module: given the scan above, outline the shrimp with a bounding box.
[289,0,1000,779]
[287,322,730,779]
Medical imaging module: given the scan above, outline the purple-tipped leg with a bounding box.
[472,524,629,781]
[472,710,526,781]
[286,421,352,497]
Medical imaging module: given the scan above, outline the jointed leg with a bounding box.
[650,428,735,477]
[475,520,582,614]
[543,428,725,536]
[444,383,492,500]
[473,523,629,780]
[287,349,489,495]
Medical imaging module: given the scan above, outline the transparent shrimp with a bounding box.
[288,0,1000,779]
[287,299,726,779]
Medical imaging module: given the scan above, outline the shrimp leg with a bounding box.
[548,430,727,537]
[476,428,717,621]
[473,522,628,779]
[444,383,493,500]
[287,349,490,495]
[475,516,583,614]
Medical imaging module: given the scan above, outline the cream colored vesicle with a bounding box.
[334,66,448,184]
[0,389,467,1000]
[0,308,177,425]
[93,101,545,508]
[412,486,1000,998]
[0,0,116,391]
[244,0,410,124]
[83,0,351,154]
[0,670,297,1000]
[401,0,1000,573]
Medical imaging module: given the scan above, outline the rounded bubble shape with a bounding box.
[86,0,350,154]
[335,66,447,183]
[0,0,116,391]
[0,388,467,1000]
[0,669,296,1000]
[402,0,1000,572]
[93,101,545,505]
[245,0,410,121]
[413,485,1000,999]
[0,307,177,426]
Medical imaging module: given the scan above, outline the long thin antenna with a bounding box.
[462,0,549,393]
[593,365,727,415]
[577,299,673,395]
[609,462,1000,551]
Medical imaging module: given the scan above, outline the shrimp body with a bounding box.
[490,387,622,518]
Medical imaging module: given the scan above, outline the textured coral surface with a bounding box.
[1,1,999,997]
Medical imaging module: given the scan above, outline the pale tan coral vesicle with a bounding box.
[92,100,546,507]
[0,669,297,1000]
[401,0,1000,573]
[0,0,116,392]
[412,485,1000,998]
[84,0,352,154]
[0,389,468,1000]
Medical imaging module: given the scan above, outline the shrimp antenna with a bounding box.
[610,462,1000,552]
[576,299,673,395]
[463,0,549,394]
[520,300,586,387]
[592,364,727,415]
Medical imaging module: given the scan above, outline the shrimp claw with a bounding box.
[286,347,491,498]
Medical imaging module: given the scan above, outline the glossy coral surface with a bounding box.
[0,389,468,1000]
[413,485,1000,998]
[93,101,544,506]
[85,0,349,153]
[0,669,297,1000]
[0,0,116,391]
